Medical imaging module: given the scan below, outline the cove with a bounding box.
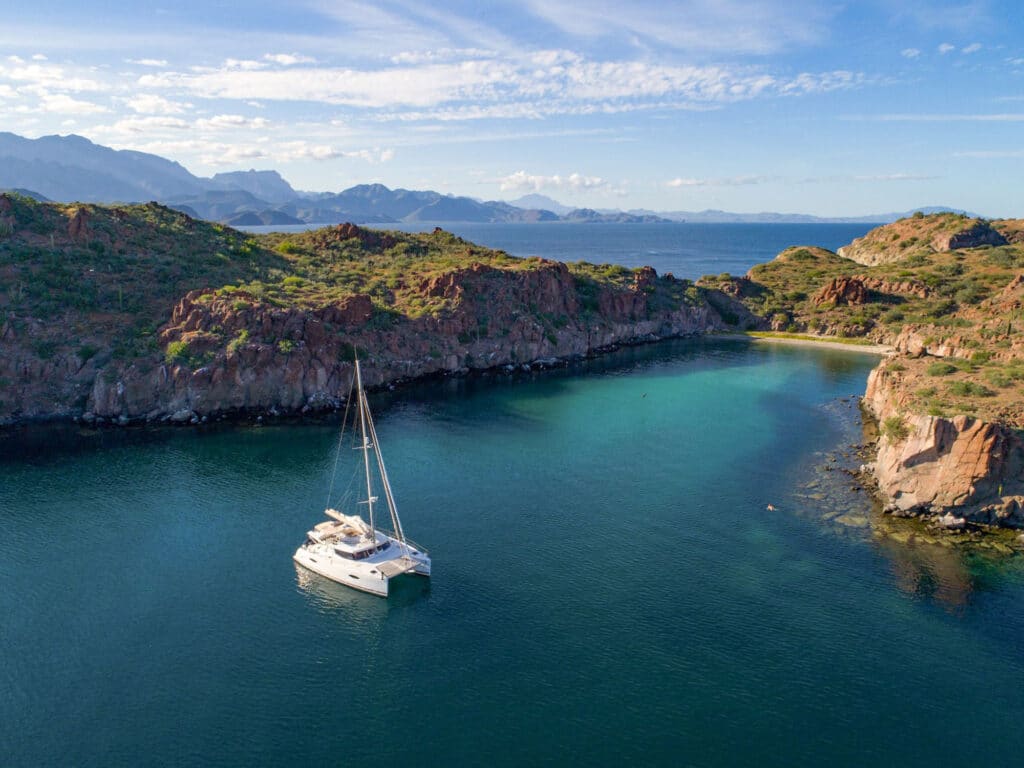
[2,338,1023,767]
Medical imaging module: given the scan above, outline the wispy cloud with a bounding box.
[277,141,395,162]
[938,43,956,54]
[127,58,168,67]
[0,60,107,92]
[666,175,771,187]
[901,48,921,59]
[520,0,833,55]
[851,173,938,182]
[195,114,270,131]
[27,92,108,115]
[137,53,865,118]
[962,42,982,54]
[264,53,316,66]
[123,94,189,114]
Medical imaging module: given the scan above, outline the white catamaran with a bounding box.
[294,358,431,597]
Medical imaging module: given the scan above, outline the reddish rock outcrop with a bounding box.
[864,364,1024,527]
[853,275,931,300]
[67,207,91,241]
[813,277,868,306]
[0,261,729,425]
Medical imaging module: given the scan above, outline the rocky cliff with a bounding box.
[0,197,745,425]
[82,260,729,423]
[863,364,1024,527]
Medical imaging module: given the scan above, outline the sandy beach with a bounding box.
[714,332,893,355]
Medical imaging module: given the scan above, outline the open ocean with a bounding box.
[243,221,878,280]
[3,226,1024,766]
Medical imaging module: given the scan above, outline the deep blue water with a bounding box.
[3,339,1023,767]
[244,221,877,279]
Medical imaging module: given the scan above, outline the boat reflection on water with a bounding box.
[294,564,430,615]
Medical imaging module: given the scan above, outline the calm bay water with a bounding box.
[3,339,1024,766]
[245,221,878,280]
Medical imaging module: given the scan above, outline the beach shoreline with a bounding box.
[714,331,893,355]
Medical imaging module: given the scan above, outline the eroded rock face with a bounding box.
[0,261,730,424]
[864,364,1024,527]
[931,221,1007,251]
[813,277,868,306]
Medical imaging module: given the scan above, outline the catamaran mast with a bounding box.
[365,401,408,551]
[355,358,376,540]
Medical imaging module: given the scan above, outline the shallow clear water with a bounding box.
[243,222,877,280]
[3,339,1023,766]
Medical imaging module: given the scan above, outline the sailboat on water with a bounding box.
[294,358,431,597]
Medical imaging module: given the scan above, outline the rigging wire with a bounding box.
[324,371,356,510]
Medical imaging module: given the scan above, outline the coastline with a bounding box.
[714,331,893,355]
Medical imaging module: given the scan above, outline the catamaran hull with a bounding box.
[293,544,430,598]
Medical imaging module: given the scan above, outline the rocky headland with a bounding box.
[0,194,752,426]
[699,212,1024,530]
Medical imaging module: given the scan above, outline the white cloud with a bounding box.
[277,141,395,163]
[390,48,493,65]
[30,92,108,114]
[666,175,770,187]
[851,173,937,182]
[104,116,190,133]
[263,53,315,66]
[31,53,46,61]
[0,61,106,92]
[201,145,266,165]
[521,0,832,55]
[499,170,608,193]
[0,84,15,99]
[962,42,982,54]
[938,43,956,54]
[136,55,864,118]
[128,58,169,67]
[123,94,189,114]
[901,48,921,59]
[195,114,270,131]
[223,58,266,71]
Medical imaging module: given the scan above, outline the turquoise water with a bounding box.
[243,222,877,280]
[3,339,1024,766]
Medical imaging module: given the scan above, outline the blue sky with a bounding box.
[1,0,1023,216]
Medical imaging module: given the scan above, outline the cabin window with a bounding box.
[334,548,355,560]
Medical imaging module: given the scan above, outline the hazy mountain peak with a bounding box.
[507,193,573,216]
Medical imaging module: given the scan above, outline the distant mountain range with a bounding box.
[0,132,977,227]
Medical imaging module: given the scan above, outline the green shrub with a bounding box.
[165,340,190,365]
[886,361,906,372]
[277,339,295,354]
[985,369,1014,388]
[227,329,250,354]
[881,416,909,441]
[948,381,995,398]
[926,361,958,376]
